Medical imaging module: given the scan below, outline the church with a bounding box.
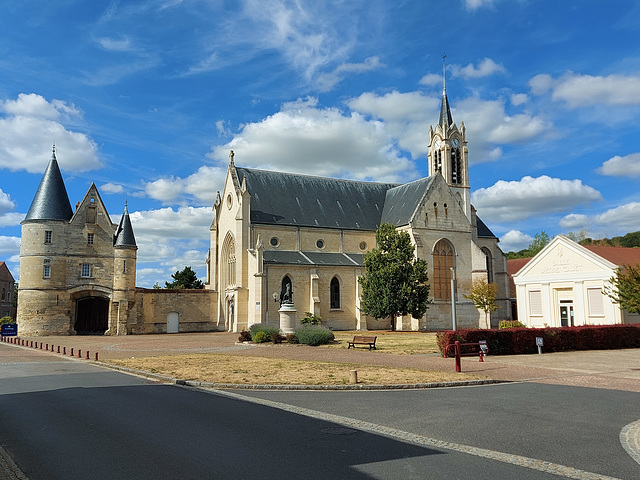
[206,87,511,332]
[16,87,511,336]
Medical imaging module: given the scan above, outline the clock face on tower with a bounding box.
[451,137,459,147]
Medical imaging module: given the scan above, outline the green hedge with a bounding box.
[436,324,640,356]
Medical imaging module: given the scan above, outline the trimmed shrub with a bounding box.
[271,333,284,344]
[238,329,252,342]
[437,324,640,356]
[300,312,322,325]
[294,325,335,346]
[286,333,299,344]
[253,331,269,344]
[499,320,526,329]
[249,323,281,341]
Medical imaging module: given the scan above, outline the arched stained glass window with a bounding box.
[433,239,455,299]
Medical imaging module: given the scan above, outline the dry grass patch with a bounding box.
[107,353,479,386]
[324,331,440,354]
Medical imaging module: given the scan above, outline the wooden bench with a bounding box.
[348,335,377,350]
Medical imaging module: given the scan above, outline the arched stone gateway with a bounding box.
[74,297,109,335]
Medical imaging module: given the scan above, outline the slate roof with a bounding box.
[264,250,363,267]
[381,177,434,226]
[476,216,498,239]
[23,149,73,223]
[439,89,453,129]
[113,204,137,247]
[235,167,397,230]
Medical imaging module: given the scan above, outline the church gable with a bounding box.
[409,174,471,232]
[381,177,435,227]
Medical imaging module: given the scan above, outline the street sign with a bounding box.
[536,337,543,346]
[1,323,18,336]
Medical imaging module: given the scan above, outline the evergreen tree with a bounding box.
[165,266,204,289]
[605,264,640,314]
[358,223,431,329]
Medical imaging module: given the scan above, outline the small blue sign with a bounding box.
[1,324,18,336]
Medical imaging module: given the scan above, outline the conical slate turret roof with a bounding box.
[113,203,137,247]
[438,88,453,130]
[23,147,73,223]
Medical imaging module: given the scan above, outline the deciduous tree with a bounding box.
[605,264,640,314]
[358,223,431,330]
[464,279,499,329]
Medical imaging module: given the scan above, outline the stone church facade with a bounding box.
[207,88,511,332]
[17,88,510,336]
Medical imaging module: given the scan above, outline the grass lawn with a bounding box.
[104,331,473,386]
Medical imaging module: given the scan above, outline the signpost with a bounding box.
[536,336,543,354]
[1,323,18,337]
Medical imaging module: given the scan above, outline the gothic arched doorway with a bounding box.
[75,297,109,335]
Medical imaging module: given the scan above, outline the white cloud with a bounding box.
[0,94,100,173]
[315,56,383,92]
[511,93,528,106]
[210,96,418,183]
[472,175,602,222]
[464,0,497,10]
[419,73,442,87]
[0,189,15,215]
[114,206,212,286]
[560,202,640,234]
[598,153,640,178]
[451,58,506,79]
[100,183,125,194]
[0,236,20,256]
[0,212,24,228]
[530,72,640,108]
[499,230,533,252]
[143,165,227,204]
[456,97,552,159]
[97,36,134,52]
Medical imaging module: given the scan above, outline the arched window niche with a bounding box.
[433,238,455,299]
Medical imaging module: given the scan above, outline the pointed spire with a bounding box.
[113,201,137,248]
[439,53,453,129]
[23,146,73,222]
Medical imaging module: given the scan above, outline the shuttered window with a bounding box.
[529,290,542,316]
[587,287,605,316]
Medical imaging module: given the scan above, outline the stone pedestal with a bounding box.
[279,303,298,334]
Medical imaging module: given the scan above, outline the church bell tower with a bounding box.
[428,58,471,220]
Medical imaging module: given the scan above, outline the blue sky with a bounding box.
[2,0,640,287]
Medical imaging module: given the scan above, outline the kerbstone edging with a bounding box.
[620,419,640,466]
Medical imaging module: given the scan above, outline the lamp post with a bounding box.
[450,267,457,331]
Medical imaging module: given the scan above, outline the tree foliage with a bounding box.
[165,266,204,289]
[464,279,499,328]
[605,264,640,314]
[358,223,431,326]
[506,231,550,259]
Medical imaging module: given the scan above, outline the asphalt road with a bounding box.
[0,343,638,479]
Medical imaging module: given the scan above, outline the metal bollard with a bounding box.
[86,351,89,360]
[479,351,484,362]
[70,348,74,356]
[63,346,66,355]
[95,352,99,361]
[57,345,61,353]
[78,349,81,358]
